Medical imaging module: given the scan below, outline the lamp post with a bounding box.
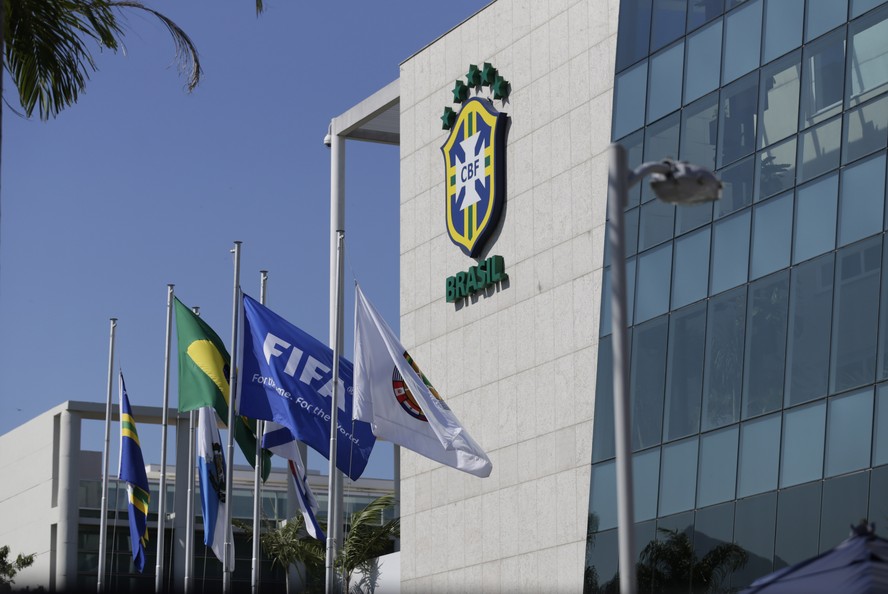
[607,143,721,594]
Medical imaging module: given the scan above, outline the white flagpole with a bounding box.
[251,270,268,594]
[184,307,200,594]
[97,317,117,593]
[223,241,242,594]
[156,284,174,593]
[325,232,345,594]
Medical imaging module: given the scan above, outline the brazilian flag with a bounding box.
[175,297,272,480]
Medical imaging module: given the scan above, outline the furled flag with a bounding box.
[174,297,272,480]
[238,293,376,480]
[197,406,234,563]
[263,422,325,541]
[117,373,151,572]
[353,284,492,477]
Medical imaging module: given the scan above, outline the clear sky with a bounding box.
[0,0,491,479]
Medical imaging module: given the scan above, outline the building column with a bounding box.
[55,409,81,592]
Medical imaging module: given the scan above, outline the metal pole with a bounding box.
[156,284,174,593]
[608,144,636,594]
[393,446,400,552]
[325,232,345,594]
[223,241,242,594]
[251,270,269,594]
[97,318,117,593]
[184,307,199,594]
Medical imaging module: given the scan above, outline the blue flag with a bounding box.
[238,293,376,480]
[117,373,150,573]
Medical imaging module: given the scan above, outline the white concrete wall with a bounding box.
[398,0,619,591]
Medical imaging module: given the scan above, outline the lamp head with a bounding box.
[649,159,722,205]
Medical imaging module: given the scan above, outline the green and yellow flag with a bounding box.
[175,297,272,480]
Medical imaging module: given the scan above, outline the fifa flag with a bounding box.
[238,293,376,480]
[117,373,150,573]
[174,297,272,480]
[353,285,492,477]
[197,406,234,563]
[263,422,325,541]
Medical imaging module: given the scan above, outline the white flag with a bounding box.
[197,406,234,563]
[262,422,325,540]
[353,284,492,477]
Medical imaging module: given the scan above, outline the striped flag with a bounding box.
[117,373,150,573]
[263,423,325,540]
[197,406,234,562]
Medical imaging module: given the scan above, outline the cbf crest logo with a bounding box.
[441,63,509,258]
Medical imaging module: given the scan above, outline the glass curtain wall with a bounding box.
[587,1,888,591]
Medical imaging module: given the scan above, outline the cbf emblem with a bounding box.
[441,97,507,258]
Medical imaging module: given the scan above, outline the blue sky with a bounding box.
[0,0,490,479]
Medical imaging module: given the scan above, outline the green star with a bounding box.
[452,80,469,104]
[466,64,482,88]
[441,107,456,130]
[492,75,510,100]
[481,62,498,86]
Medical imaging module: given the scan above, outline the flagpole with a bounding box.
[97,318,117,593]
[156,284,174,593]
[325,232,345,594]
[223,241,242,594]
[251,270,268,594]
[184,307,200,594]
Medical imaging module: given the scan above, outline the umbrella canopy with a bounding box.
[742,523,888,593]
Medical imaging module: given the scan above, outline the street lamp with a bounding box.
[607,143,721,594]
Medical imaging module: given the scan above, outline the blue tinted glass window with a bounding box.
[830,237,881,392]
[613,62,648,139]
[626,207,640,258]
[586,529,619,586]
[703,287,747,430]
[806,0,848,41]
[590,461,618,530]
[759,51,802,149]
[673,227,711,309]
[794,172,839,264]
[733,492,777,586]
[799,116,842,182]
[600,258,637,336]
[659,438,699,516]
[781,400,827,487]
[717,155,755,218]
[751,192,793,279]
[622,129,647,208]
[786,253,835,405]
[800,29,846,131]
[616,0,652,71]
[756,136,797,201]
[592,337,615,462]
[843,95,888,164]
[853,0,888,18]
[763,0,804,63]
[738,414,781,497]
[697,426,739,507]
[636,244,672,323]
[711,209,750,294]
[826,388,874,476]
[744,271,790,417]
[640,199,675,250]
[875,384,888,466]
[688,0,724,31]
[652,0,688,51]
[775,483,822,568]
[847,4,888,107]
[723,0,763,84]
[648,42,685,123]
[681,92,719,170]
[839,152,886,245]
[694,503,735,561]
[685,22,723,103]
[820,472,869,551]
[643,112,682,203]
[634,448,661,521]
[631,316,669,450]
[676,202,714,234]
[719,73,759,167]
[665,303,707,441]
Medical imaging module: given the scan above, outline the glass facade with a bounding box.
[587,1,888,591]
